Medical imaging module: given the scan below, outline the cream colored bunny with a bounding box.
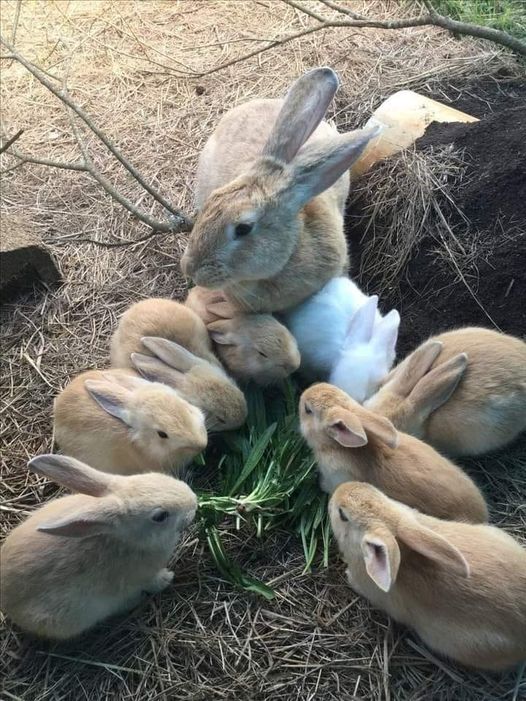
[330,481,526,671]
[365,327,526,456]
[0,455,197,640]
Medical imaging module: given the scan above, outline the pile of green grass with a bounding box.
[195,381,330,599]
[434,0,526,38]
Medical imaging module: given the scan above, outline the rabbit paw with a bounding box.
[146,568,174,594]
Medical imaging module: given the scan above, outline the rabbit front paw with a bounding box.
[145,568,174,594]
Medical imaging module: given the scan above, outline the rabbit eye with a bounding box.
[234,222,253,238]
[339,507,349,523]
[151,508,170,523]
[157,430,168,439]
[304,403,313,415]
[257,349,268,358]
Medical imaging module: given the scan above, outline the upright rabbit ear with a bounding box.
[28,454,114,496]
[84,380,132,425]
[326,408,368,447]
[361,528,401,592]
[409,353,468,420]
[397,519,470,578]
[390,340,444,396]
[141,337,203,372]
[262,67,339,163]
[131,353,184,387]
[37,502,118,538]
[372,309,400,361]
[344,296,378,346]
[207,320,239,346]
[287,126,382,209]
[361,410,399,449]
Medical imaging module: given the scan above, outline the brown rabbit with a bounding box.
[181,67,380,313]
[131,337,247,431]
[54,369,207,475]
[110,298,219,369]
[300,383,488,523]
[330,481,526,671]
[207,307,301,385]
[365,327,526,456]
[0,455,197,640]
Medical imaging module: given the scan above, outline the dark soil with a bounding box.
[347,77,526,356]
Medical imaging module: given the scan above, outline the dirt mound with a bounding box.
[348,89,526,356]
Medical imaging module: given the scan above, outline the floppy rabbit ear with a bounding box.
[390,340,444,396]
[37,504,118,538]
[207,302,237,320]
[408,353,468,420]
[288,126,381,208]
[361,410,399,449]
[28,454,113,496]
[345,296,378,346]
[84,380,132,425]
[207,320,238,346]
[262,67,339,163]
[397,520,470,578]
[131,353,185,387]
[141,337,202,372]
[361,528,401,592]
[100,371,145,392]
[327,409,368,447]
[372,309,400,359]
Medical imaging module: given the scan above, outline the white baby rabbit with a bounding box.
[54,369,207,475]
[0,454,197,640]
[284,280,399,402]
[330,481,526,671]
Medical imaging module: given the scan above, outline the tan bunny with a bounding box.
[110,298,219,369]
[185,286,232,325]
[131,337,247,431]
[0,455,197,640]
[54,369,207,475]
[300,383,487,523]
[365,327,526,457]
[330,481,526,671]
[181,67,380,313]
[206,303,300,385]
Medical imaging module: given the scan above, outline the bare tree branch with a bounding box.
[0,37,192,227]
[0,129,24,154]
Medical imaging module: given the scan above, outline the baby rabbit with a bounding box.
[365,327,526,456]
[181,67,380,313]
[284,281,400,401]
[131,337,247,431]
[54,369,207,475]
[185,286,232,325]
[330,482,526,671]
[300,383,487,523]
[110,297,219,368]
[207,305,301,385]
[0,454,197,640]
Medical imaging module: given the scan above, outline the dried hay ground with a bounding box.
[0,2,525,700]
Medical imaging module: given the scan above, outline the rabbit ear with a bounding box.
[287,126,381,209]
[37,505,117,539]
[84,380,132,425]
[390,340,444,396]
[372,309,400,358]
[207,320,238,346]
[131,353,185,387]
[397,520,470,578]
[361,410,399,449]
[207,302,237,320]
[327,408,368,447]
[100,371,144,392]
[344,296,378,346]
[262,67,339,163]
[141,337,203,372]
[28,454,113,496]
[409,353,468,420]
[361,528,401,592]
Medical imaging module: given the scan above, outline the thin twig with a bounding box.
[10,0,22,45]
[0,129,24,154]
[0,37,191,226]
